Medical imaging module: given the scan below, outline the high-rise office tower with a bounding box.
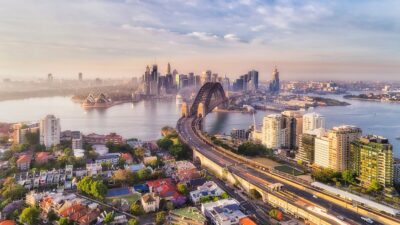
[303,112,325,134]
[350,135,393,188]
[47,73,53,82]
[282,110,304,149]
[269,66,280,93]
[262,114,286,149]
[40,114,61,148]
[166,62,171,75]
[248,70,259,90]
[328,125,362,171]
[78,72,83,81]
[201,70,212,85]
[222,76,230,91]
[188,73,195,86]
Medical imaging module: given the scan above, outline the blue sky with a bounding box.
[0,0,399,80]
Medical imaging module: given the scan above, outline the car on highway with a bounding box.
[337,215,345,220]
[361,217,374,224]
[312,195,318,199]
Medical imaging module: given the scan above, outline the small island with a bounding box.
[344,93,400,102]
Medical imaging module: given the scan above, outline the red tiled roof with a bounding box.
[35,152,52,162]
[240,217,257,225]
[121,153,133,162]
[146,178,182,199]
[0,220,16,225]
[17,155,31,164]
[59,204,85,218]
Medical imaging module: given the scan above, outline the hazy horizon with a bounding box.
[1,0,399,80]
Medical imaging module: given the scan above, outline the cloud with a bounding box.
[224,34,240,42]
[0,0,399,80]
[187,32,219,41]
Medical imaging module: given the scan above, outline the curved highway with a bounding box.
[177,116,392,225]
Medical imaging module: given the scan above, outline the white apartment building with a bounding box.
[314,135,330,168]
[303,112,325,134]
[262,114,286,149]
[40,115,61,148]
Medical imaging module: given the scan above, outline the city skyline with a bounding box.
[0,0,399,80]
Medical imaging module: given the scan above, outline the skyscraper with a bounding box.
[166,62,171,75]
[303,112,325,134]
[40,114,61,148]
[78,72,83,81]
[298,133,315,165]
[350,135,393,188]
[47,73,53,82]
[328,125,362,171]
[262,114,286,149]
[282,110,304,149]
[269,66,280,93]
[201,70,212,85]
[248,70,259,90]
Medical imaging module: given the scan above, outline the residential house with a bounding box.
[121,153,133,164]
[141,192,160,213]
[190,181,224,204]
[35,152,54,164]
[201,199,247,225]
[146,178,186,206]
[17,154,31,170]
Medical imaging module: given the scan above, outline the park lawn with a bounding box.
[274,165,304,176]
[108,193,141,204]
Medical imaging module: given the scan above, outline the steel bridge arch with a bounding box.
[190,82,228,117]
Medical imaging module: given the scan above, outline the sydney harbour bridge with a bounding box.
[176,82,398,225]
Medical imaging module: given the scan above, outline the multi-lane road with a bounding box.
[177,116,389,225]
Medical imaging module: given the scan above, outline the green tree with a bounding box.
[134,147,145,159]
[155,211,166,225]
[90,181,108,200]
[0,178,27,201]
[221,192,229,199]
[128,219,139,225]
[63,148,73,157]
[19,207,40,225]
[342,170,356,184]
[169,144,189,159]
[58,217,73,225]
[157,138,173,150]
[237,142,270,156]
[177,183,188,195]
[103,212,114,224]
[137,168,151,181]
[77,176,107,200]
[47,209,59,222]
[113,169,135,185]
[368,180,382,193]
[130,203,144,216]
[165,201,174,210]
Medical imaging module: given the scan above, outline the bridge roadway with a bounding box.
[177,116,389,225]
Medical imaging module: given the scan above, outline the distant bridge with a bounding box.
[181,82,228,118]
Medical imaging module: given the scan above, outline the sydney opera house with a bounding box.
[81,93,113,109]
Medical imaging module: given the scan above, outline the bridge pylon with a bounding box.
[181,102,189,117]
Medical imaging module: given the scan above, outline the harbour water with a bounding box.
[0,95,399,156]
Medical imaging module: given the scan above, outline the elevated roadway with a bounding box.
[177,116,400,225]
